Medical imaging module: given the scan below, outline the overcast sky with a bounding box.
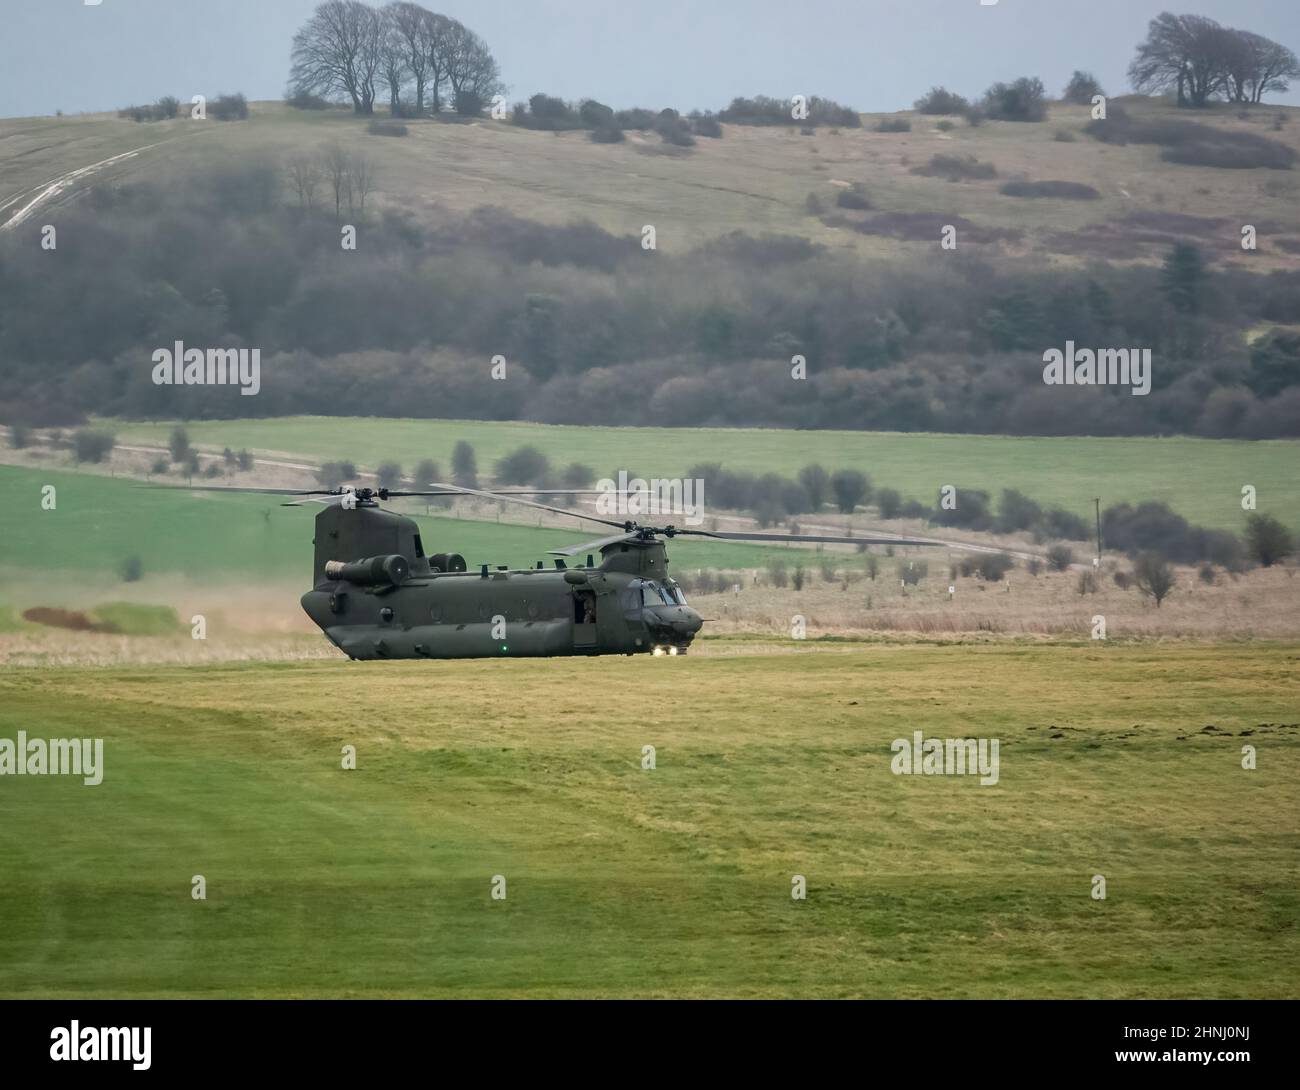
[2,0,1298,119]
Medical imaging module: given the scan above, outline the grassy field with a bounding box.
[0,640,1296,997]
[108,415,1300,532]
[4,98,1299,267]
[0,464,827,588]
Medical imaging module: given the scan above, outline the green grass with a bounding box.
[0,465,825,586]
[91,603,183,636]
[0,641,1295,997]
[109,415,1300,532]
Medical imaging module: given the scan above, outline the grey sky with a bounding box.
[2,0,1298,119]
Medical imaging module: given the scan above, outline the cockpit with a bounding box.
[637,579,688,607]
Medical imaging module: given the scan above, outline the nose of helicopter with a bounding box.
[671,608,703,636]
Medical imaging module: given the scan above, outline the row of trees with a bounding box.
[289,1,501,116]
[1130,12,1300,107]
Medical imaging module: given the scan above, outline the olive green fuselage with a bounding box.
[299,503,702,660]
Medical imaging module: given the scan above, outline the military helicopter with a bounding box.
[164,479,940,660]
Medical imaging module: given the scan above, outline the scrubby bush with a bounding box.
[1000,180,1099,199]
[495,445,550,485]
[376,460,404,489]
[590,124,624,144]
[910,154,997,181]
[1086,116,1296,170]
[936,120,955,132]
[7,422,31,448]
[1062,71,1103,105]
[876,487,903,520]
[1046,544,1074,572]
[73,428,115,463]
[210,93,249,121]
[286,90,331,110]
[915,87,969,115]
[1053,129,1077,142]
[120,555,144,583]
[898,559,929,585]
[983,77,1048,122]
[876,117,911,133]
[1245,513,1295,567]
[1076,569,1098,594]
[690,113,723,138]
[1134,551,1174,607]
[836,186,871,210]
[316,460,357,488]
[367,120,408,137]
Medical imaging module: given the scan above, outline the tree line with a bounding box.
[289,1,501,116]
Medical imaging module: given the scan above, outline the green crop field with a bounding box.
[0,465,826,588]
[109,415,1300,532]
[0,641,1296,998]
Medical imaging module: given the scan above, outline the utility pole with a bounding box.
[1093,497,1102,566]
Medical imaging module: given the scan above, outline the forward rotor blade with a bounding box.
[137,484,339,496]
[675,529,942,547]
[427,482,628,530]
[548,532,641,557]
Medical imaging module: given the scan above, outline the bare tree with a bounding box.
[1237,30,1300,103]
[443,21,502,114]
[286,154,324,209]
[385,1,439,115]
[377,6,410,115]
[1128,13,1233,107]
[349,152,375,214]
[289,0,382,116]
[322,142,352,219]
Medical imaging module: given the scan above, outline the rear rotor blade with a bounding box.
[548,532,641,557]
[427,482,628,530]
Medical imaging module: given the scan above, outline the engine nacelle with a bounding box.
[324,555,409,586]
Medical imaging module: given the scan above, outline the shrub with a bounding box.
[236,449,253,471]
[367,120,408,137]
[316,460,357,489]
[1046,544,1074,572]
[915,87,969,115]
[980,553,1015,582]
[1076,569,1098,594]
[898,559,928,585]
[1086,116,1296,170]
[804,192,825,215]
[830,469,871,513]
[73,428,115,463]
[455,90,486,117]
[964,104,985,127]
[768,560,789,588]
[614,107,657,130]
[876,118,911,133]
[1062,71,1103,106]
[1053,129,1077,142]
[376,460,404,489]
[983,77,1048,122]
[150,456,168,475]
[210,93,249,121]
[120,555,144,583]
[202,461,221,478]
[792,566,806,591]
[578,99,615,129]
[1245,513,1295,567]
[1198,563,1217,585]
[910,154,997,181]
[168,425,189,462]
[690,113,723,138]
[1134,551,1174,608]
[452,441,478,487]
[155,96,180,119]
[1027,557,1043,577]
[7,422,31,448]
[1000,180,1099,199]
[495,445,550,485]
[876,488,902,519]
[936,120,954,132]
[1113,570,1132,590]
[590,124,625,143]
[836,187,871,210]
[286,90,331,110]
[412,459,441,487]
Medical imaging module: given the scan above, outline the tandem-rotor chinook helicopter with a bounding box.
[169,480,940,660]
